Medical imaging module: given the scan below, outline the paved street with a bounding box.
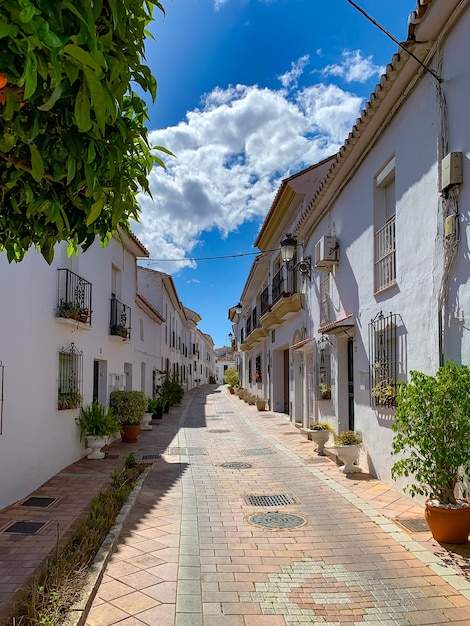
[83,386,470,626]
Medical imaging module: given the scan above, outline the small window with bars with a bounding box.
[368,312,398,408]
[317,338,331,399]
[255,355,262,383]
[58,343,83,410]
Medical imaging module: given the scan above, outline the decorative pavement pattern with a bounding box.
[240,557,422,624]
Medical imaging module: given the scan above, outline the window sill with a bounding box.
[373,280,397,297]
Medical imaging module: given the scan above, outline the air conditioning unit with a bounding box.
[315,235,338,269]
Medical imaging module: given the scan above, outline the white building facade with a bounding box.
[232,0,470,488]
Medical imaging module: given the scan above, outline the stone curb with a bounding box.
[62,468,150,626]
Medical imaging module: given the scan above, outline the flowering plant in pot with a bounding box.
[224,366,240,393]
[334,430,362,473]
[391,361,470,543]
[308,422,334,455]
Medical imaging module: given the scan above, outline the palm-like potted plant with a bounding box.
[109,390,148,443]
[308,422,334,455]
[75,401,120,459]
[335,430,362,473]
[391,360,470,543]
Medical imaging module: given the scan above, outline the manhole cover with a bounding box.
[4,521,46,534]
[209,429,231,433]
[141,454,160,460]
[248,511,306,529]
[21,497,56,508]
[246,494,295,506]
[241,448,273,456]
[396,517,430,532]
[221,462,252,469]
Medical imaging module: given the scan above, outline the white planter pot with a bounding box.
[140,412,153,431]
[336,444,360,473]
[85,436,106,460]
[308,430,330,455]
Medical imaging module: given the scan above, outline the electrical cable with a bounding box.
[144,247,281,265]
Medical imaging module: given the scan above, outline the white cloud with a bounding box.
[135,57,366,269]
[322,50,384,83]
[277,55,310,89]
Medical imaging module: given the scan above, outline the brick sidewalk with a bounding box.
[0,396,189,623]
[82,386,470,626]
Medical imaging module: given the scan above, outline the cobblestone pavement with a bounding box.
[85,386,470,625]
[1,385,470,625]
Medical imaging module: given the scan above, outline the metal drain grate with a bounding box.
[395,517,430,532]
[246,494,294,506]
[4,521,46,534]
[21,497,56,508]
[248,511,306,529]
[141,454,160,460]
[208,429,231,433]
[241,448,273,456]
[221,462,252,469]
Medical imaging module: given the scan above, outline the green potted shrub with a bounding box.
[391,361,470,543]
[224,366,240,393]
[109,390,147,443]
[335,430,362,474]
[308,422,334,455]
[75,402,119,459]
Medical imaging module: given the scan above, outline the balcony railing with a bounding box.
[246,316,252,337]
[110,298,131,339]
[375,216,396,292]
[272,267,297,305]
[260,286,269,317]
[57,269,92,325]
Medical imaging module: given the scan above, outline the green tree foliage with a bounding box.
[224,366,240,389]
[0,0,170,263]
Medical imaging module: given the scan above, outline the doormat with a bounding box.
[21,497,57,508]
[395,517,430,532]
[4,521,46,534]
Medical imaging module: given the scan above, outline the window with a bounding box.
[319,271,330,325]
[58,343,83,410]
[368,311,398,408]
[317,338,331,400]
[255,355,262,383]
[248,359,252,384]
[375,158,396,292]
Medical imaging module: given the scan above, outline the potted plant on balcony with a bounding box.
[57,300,80,321]
[308,422,334,455]
[76,401,119,459]
[335,430,362,473]
[391,361,470,543]
[109,390,147,443]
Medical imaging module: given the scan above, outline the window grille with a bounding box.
[368,312,398,408]
[255,355,262,383]
[317,338,331,399]
[58,343,83,410]
[248,359,252,384]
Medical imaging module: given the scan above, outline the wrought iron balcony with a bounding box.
[260,286,270,317]
[57,269,92,325]
[272,267,297,305]
[110,298,131,339]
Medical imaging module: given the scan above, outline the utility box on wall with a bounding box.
[441,151,463,191]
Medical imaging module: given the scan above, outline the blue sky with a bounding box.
[133,0,414,347]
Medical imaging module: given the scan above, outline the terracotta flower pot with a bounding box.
[120,424,140,443]
[425,500,470,544]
